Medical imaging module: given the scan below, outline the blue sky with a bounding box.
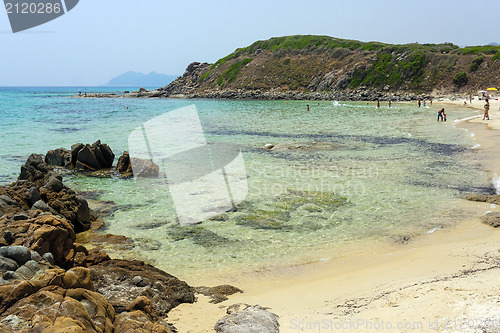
[1,0,498,86]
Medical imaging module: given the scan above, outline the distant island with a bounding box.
[91,35,499,101]
[106,71,178,87]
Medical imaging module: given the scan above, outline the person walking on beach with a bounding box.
[418,99,421,107]
[388,101,392,108]
[469,95,472,104]
[483,99,490,120]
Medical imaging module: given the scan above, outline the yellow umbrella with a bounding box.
[486,87,497,91]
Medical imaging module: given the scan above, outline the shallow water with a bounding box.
[0,88,491,279]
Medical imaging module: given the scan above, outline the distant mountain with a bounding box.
[107,71,178,86]
[488,42,499,46]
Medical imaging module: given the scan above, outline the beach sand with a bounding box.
[169,98,500,333]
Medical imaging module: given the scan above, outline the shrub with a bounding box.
[469,55,484,72]
[453,71,469,87]
[217,58,254,86]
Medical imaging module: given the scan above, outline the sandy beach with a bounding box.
[169,98,500,333]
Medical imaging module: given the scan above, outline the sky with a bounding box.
[0,0,498,86]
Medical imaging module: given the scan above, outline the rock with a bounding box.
[42,175,64,192]
[214,304,280,333]
[263,144,274,150]
[0,245,32,265]
[91,259,195,316]
[0,256,18,272]
[116,151,132,174]
[18,154,48,185]
[30,251,42,262]
[27,186,41,206]
[463,193,500,205]
[2,270,23,280]
[0,314,29,330]
[113,310,172,333]
[130,158,160,178]
[131,275,146,287]
[3,230,13,243]
[63,267,93,290]
[139,87,147,93]
[41,252,55,265]
[13,213,29,221]
[195,285,243,304]
[73,141,115,171]
[125,296,158,321]
[481,212,500,228]
[76,144,101,170]
[45,148,71,167]
[32,200,51,212]
[71,143,84,167]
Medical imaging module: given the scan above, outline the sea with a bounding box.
[0,86,492,281]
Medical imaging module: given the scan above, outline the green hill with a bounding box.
[160,35,500,99]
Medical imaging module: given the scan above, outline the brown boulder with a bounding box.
[481,211,500,228]
[91,259,195,316]
[113,310,171,333]
[130,158,160,178]
[116,151,132,174]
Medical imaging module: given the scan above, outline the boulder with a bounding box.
[76,145,101,170]
[0,245,32,265]
[130,158,160,178]
[45,148,71,167]
[91,259,195,316]
[116,151,132,174]
[214,304,280,333]
[195,285,243,304]
[0,256,18,272]
[481,211,500,228]
[113,310,172,333]
[73,141,115,171]
[71,143,84,167]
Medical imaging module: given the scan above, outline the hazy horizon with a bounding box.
[1,0,498,86]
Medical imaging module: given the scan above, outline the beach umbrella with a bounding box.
[478,90,487,93]
[486,87,497,91]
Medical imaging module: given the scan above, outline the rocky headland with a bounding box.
[0,141,275,332]
[79,35,499,101]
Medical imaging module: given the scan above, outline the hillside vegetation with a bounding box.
[161,35,500,98]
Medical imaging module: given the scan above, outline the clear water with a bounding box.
[0,88,490,279]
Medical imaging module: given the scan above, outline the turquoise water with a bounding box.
[0,87,491,279]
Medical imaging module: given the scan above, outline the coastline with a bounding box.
[169,99,500,332]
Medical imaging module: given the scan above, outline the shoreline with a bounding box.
[169,100,500,332]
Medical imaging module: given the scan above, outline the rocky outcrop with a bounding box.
[91,259,195,315]
[1,147,246,332]
[71,140,115,171]
[214,304,280,333]
[45,148,71,167]
[481,212,500,228]
[116,151,132,175]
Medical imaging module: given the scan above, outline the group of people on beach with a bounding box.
[78,89,87,96]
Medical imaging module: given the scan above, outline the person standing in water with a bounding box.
[377,100,380,108]
[437,108,445,121]
[306,104,310,112]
